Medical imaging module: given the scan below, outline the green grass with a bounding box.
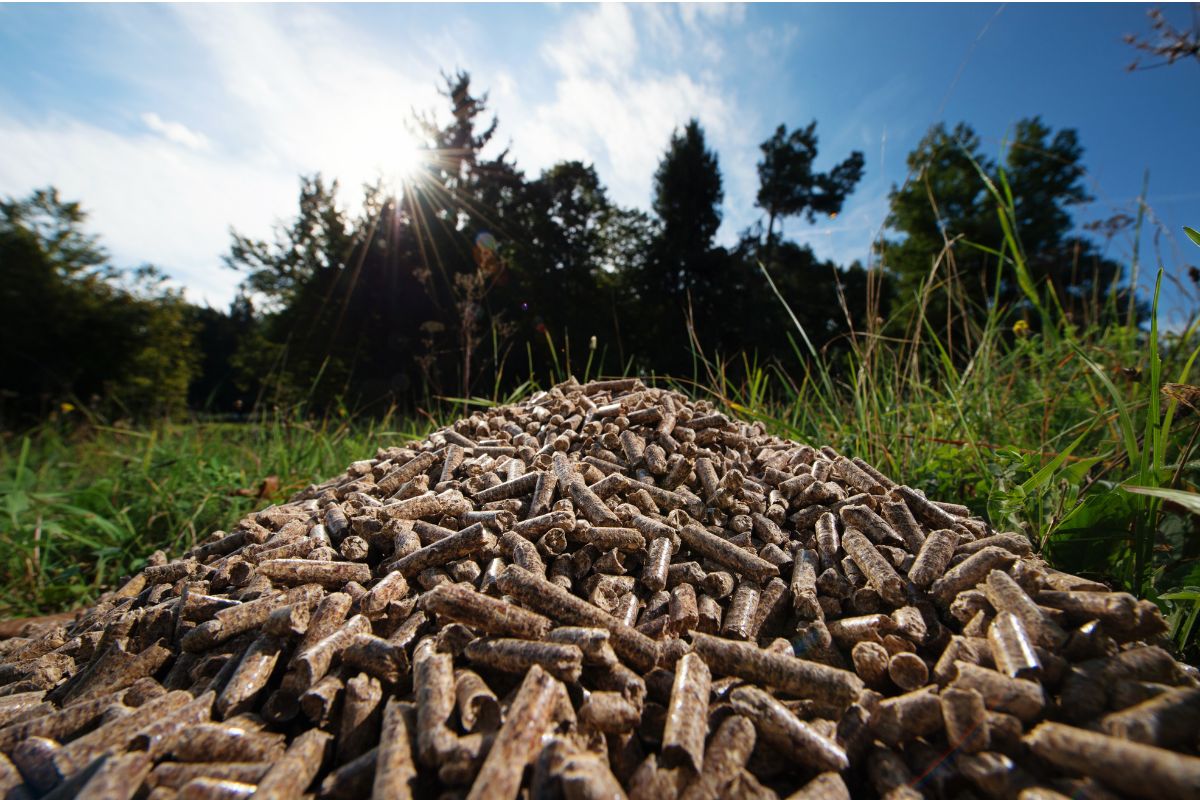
[3,184,1199,664]
[0,411,433,617]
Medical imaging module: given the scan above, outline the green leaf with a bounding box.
[1019,426,1094,496]
[1122,484,1200,516]
[1185,226,1200,248]
[1072,344,1140,468]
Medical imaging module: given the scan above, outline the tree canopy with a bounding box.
[0,70,1140,424]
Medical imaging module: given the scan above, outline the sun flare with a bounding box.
[382,132,429,192]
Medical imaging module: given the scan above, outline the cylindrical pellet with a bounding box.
[391,524,493,578]
[721,582,760,641]
[690,632,864,708]
[678,715,756,800]
[413,638,456,768]
[660,653,711,773]
[421,582,552,639]
[465,665,567,800]
[337,672,382,765]
[841,528,906,607]
[888,652,929,692]
[730,685,849,772]
[988,611,1041,679]
[906,528,957,588]
[455,670,501,733]
[930,547,1018,605]
[373,698,417,799]
[253,728,331,800]
[1024,722,1200,799]
[464,637,583,683]
[1100,686,1200,747]
[495,566,659,672]
[579,691,641,734]
[951,662,1045,722]
[941,686,989,754]
[677,524,779,584]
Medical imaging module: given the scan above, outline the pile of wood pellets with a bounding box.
[2,378,1199,800]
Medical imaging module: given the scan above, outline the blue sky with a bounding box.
[1,3,1198,323]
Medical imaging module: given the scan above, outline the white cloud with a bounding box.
[0,2,796,306]
[507,4,759,239]
[0,4,454,306]
[141,111,210,151]
[0,113,294,306]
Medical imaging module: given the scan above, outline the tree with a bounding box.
[0,188,197,423]
[756,122,864,254]
[225,72,531,410]
[883,123,998,313]
[649,119,724,298]
[883,119,1124,337]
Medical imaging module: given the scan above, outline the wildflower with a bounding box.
[1012,320,1031,338]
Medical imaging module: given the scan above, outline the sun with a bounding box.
[385,132,429,191]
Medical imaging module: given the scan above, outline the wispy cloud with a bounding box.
[508,5,762,241]
[0,3,816,306]
[141,111,210,151]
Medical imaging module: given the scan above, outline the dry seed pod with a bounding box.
[730,685,849,772]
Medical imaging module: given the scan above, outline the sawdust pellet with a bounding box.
[660,652,710,773]
[731,684,849,772]
[463,637,583,683]
[1024,721,1200,799]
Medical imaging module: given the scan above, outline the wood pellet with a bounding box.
[0,377,1195,798]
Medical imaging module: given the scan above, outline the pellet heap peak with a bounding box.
[1,377,1198,800]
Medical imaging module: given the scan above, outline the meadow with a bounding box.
[4,212,1199,663]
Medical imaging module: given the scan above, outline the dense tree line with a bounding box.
[0,72,1124,424]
